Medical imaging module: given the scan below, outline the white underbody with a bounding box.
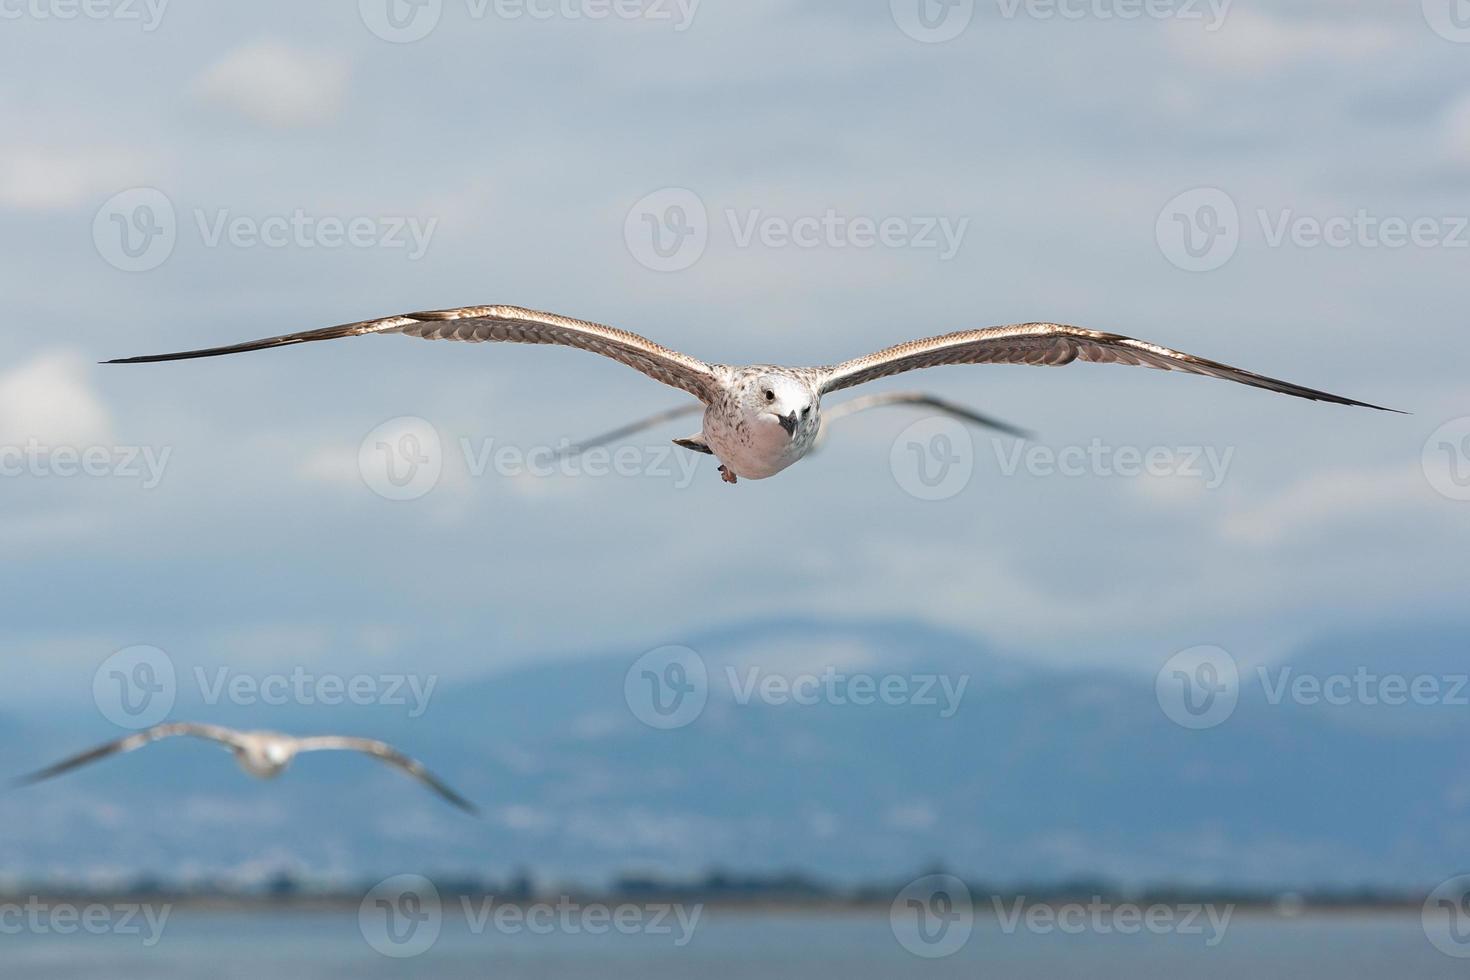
[702,409,808,480]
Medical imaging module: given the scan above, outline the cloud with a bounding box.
[1441,92,1470,166]
[0,351,112,448]
[1171,11,1402,76]
[1219,464,1426,546]
[0,147,154,211]
[194,41,350,128]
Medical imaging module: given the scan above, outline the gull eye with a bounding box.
[764,390,775,402]
[802,407,811,416]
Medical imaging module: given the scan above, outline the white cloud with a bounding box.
[1171,11,1402,76]
[0,351,112,447]
[194,41,350,128]
[1219,464,1425,546]
[1441,92,1470,166]
[0,146,154,211]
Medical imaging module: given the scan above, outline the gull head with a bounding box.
[233,733,297,779]
[738,370,820,445]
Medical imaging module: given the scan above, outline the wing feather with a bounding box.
[106,305,721,402]
[818,323,1399,411]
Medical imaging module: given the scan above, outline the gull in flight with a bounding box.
[14,722,478,814]
[562,390,1032,460]
[109,305,1398,484]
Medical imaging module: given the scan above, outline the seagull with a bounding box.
[107,305,1398,484]
[14,722,478,814]
[561,390,1031,461]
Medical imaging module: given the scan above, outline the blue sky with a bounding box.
[1,0,1467,718]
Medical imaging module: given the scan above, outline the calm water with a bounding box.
[0,908,1454,979]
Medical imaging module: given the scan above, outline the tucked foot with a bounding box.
[719,465,738,485]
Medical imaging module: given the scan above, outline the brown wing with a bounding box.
[106,305,722,402]
[13,723,240,786]
[296,736,479,815]
[817,323,1398,412]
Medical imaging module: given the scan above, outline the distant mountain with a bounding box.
[0,618,1464,890]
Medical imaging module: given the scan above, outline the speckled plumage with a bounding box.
[108,304,1398,484]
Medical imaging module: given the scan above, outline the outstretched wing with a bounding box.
[13,722,241,786]
[296,736,479,814]
[817,323,1399,411]
[106,305,723,402]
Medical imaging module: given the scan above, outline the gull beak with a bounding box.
[778,412,799,437]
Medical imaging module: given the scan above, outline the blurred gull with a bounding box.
[15,722,478,814]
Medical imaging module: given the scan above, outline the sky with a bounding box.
[0,0,1467,719]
